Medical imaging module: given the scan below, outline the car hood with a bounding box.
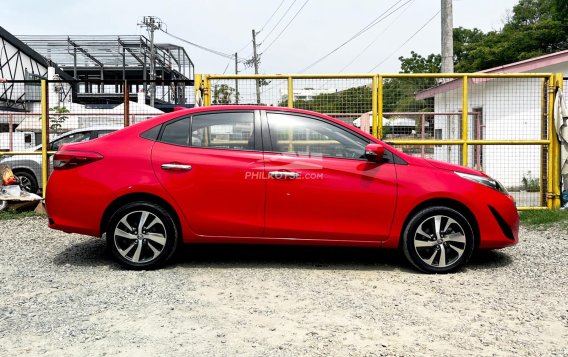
[424,158,487,177]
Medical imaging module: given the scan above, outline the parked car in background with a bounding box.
[0,126,120,194]
[45,107,519,273]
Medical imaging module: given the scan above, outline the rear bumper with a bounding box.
[46,171,112,237]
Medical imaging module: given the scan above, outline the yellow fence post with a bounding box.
[552,73,563,208]
[540,77,547,207]
[377,74,383,139]
[41,80,49,197]
[203,75,211,106]
[287,76,293,108]
[547,75,556,208]
[462,75,469,167]
[372,75,378,138]
[194,73,202,106]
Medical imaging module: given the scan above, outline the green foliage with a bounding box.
[453,0,568,72]
[49,106,69,133]
[453,27,490,72]
[0,210,38,220]
[383,51,439,113]
[213,84,236,104]
[282,86,372,114]
[521,171,540,192]
[399,51,441,73]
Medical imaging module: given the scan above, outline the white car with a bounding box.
[0,126,120,193]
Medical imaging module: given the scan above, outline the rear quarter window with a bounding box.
[159,118,190,146]
[140,125,162,141]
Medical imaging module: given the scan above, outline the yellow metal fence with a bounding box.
[200,73,563,209]
[0,75,562,209]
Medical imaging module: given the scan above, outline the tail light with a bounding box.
[53,150,103,170]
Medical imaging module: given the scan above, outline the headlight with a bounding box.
[454,171,508,194]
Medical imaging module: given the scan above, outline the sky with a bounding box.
[1,0,519,75]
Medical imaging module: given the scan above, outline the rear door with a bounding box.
[151,110,266,237]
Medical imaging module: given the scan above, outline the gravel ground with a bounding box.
[0,217,567,357]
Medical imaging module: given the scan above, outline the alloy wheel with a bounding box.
[413,214,467,268]
[113,210,168,264]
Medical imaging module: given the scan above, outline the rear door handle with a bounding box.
[161,163,192,171]
[269,171,300,179]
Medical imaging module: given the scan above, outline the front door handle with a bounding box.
[269,171,300,180]
[161,163,192,171]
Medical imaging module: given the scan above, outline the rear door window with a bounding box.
[191,112,255,151]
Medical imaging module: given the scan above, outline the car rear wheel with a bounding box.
[402,206,474,273]
[106,202,179,269]
[14,171,38,194]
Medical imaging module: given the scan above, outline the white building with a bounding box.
[416,50,568,187]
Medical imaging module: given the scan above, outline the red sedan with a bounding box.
[46,106,518,273]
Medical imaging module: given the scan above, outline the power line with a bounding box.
[368,10,440,72]
[260,0,288,33]
[260,0,298,45]
[299,0,412,73]
[161,29,243,62]
[339,0,415,73]
[262,0,311,54]
[222,61,230,74]
[236,40,252,53]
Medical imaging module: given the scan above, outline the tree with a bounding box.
[381,51,440,113]
[282,86,372,114]
[452,0,568,72]
[453,27,488,72]
[213,84,236,104]
[399,51,441,74]
[48,106,69,133]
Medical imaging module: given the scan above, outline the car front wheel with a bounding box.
[106,202,179,269]
[402,206,475,273]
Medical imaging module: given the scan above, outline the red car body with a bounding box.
[46,106,518,271]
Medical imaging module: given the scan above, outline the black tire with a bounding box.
[14,170,39,194]
[402,206,475,274]
[106,201,180,270]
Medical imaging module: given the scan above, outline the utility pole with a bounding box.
[139,16,164,107]
[252,29,261,104]
[441,0,454,73]
[235,52,239,104]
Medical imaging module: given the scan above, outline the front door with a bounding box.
[263,112,397,242]
[151,111,265,237]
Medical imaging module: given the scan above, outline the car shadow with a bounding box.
[52,237,117,268]
[468,249,514,269]
[53,238,514,272]
[170,244,412,272]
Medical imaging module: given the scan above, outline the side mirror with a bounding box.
[365,143,385,162]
